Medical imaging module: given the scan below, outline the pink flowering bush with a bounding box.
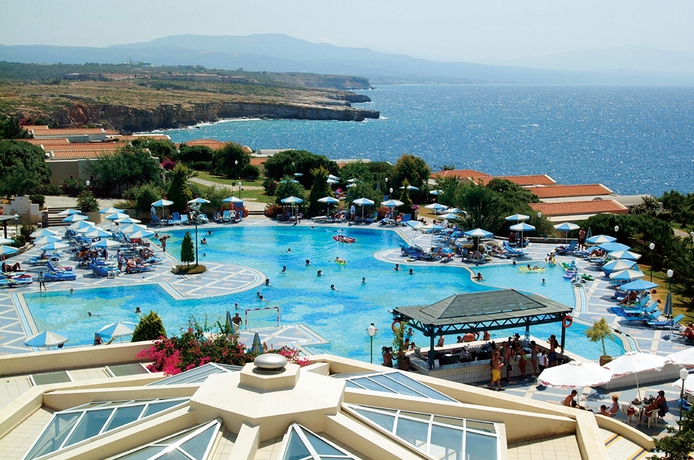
[137,315,309,375]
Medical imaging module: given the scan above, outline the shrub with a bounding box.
[264,204,283,218]
[61,177,87,197]
[136,315,308,375]
[35,183,62,195]
[29,194,45,209]
[132,311,167,342]
[180,232,195,267]
[241,164,259,180]
[76,190,99,213]
[263,177,278,196]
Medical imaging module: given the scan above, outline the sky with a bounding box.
[2,0,693,72]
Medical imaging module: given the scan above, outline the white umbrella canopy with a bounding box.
[672,376,694,396]
[609,269,645,282]
[150,199,173,208]
[619,279,659,292]
[97,322,136,340]
[598,242,631,252]
[327,174,340,181]
[326,178,339,185]
[91,239,122,249]
[84,228,113,239]
[31,228,60,238]
[586,234,617,244]
[99,206,125,214]
[667,346,694,366]
[0,245,18,257]
[24,330,69,348]
[187,197,211,205]
[318,196,339,204]
[510,222,536,232]
[399,185,419,191]
[57,209,81,216]
[554,222,580,243]
[106,212,130,221]
[120,223,148,234]
[381,199,404,208]
[281,196,303,204]
[538,360,614,388]
[608,250,642,261]
[0,237,13,245]
[40,241,70,251]
[439,213,460,220]
[116,217,142,225]
[129,229,155,239]
[603,351,672,402]
[353,198,375,219]
[61,214,88,223]
[33,235,62,245]
[464,228,493,238]
[69,220,95,231]
[601,259,637,273]
[425,203,448,211]
[506,213,530,222]
[222,196,244,204]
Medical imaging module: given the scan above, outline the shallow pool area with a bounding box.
[24,226,623,362]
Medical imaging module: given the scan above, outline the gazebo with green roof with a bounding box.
[393,289,573,369]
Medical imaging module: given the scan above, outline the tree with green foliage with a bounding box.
[662,235,694,309]
[213,142,250,178]
[166,163,194,212]
[180,232,195,267]
[660,190,694,229]
[0,140,52,198]
[176,144,215,171]
[454,183,507,232]
[274,176,306,205]
[585,318,614,359]
[132,311,167,342]
[346,181,382,218]
[391,154,430,196]
[264,150,339,188]
[308,166,333,216]
[88,144,162,197]
[76,190,99,213]
[124,182,165,214]
[0,115,30,139]
[132,138,177,162]
[263,177,278,196]
[339,161,395,193]
[651,403,694,459]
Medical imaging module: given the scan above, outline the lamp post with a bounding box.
[235,160,238,179]
[193,206,199,267]
[614,225,619,238]
[238,182,242,199]
[367,323,377,363]
[649,242,655,282]
[679,367,688,431]
[667,269,674,293]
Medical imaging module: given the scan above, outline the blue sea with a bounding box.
[155,85,694,196]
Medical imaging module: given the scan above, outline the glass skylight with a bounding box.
[280,423,357,460]
[345,405,499,460]
[333,371,457,402]
[24,398,189,459]
[147,362,241,386]
[114,419,220,460]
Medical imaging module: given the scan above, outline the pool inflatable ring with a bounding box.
[581,274,594,281]
[519,267,545,273]
[333,235,356,243]
[334,258,347,266]
[562,316,573,328]
[391,320,401,332]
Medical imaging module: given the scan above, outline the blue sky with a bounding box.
[2,0,692,71]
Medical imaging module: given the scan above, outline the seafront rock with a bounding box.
[49,99,378,132]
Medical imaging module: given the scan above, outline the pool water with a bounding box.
[24,226,623,361]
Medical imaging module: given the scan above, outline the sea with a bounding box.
[154,84,694,196]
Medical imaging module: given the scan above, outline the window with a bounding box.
[280,423,357,460]
[334,371,457,402]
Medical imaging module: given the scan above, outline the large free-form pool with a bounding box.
[25,225,623,361]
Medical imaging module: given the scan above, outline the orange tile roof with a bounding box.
[431,169,493,183]
[528,184,613,199]
[119,134,171,141]
[496,174,556,186]
[47,150,116,160]
[48,143,123,151]
[250,157,266,167]
[179,139,226,150]
[23,138,70,146]
[22,125,49,131]
[530,200,628,217]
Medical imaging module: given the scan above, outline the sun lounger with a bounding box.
[43,270,77,282]
[223,210,232,223]
[47,259,73,272]
[150,214,162,226]
[168,212,183,225]
[180,214,190,225]
[622,310,662,324]
[647,314,684,330]
[554,241,577,255]
[89,261,118,278]
[503,241,525,257]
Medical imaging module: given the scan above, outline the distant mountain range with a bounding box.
[1,34,692,86]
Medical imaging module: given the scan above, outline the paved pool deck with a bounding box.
[0,217,690,441]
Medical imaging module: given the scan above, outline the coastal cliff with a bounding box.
[54,100,379,132]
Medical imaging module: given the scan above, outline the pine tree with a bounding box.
[181,232,195,267]
[132,311,167,342]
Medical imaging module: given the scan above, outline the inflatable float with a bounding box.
[333,235,356,243]
[520,266,545,273]
[334,258,347,266]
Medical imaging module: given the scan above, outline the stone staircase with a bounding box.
[45,207,71,227]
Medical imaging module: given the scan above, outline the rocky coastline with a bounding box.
[52,100,379,133]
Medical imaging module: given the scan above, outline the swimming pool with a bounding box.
[24,226,623,361]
